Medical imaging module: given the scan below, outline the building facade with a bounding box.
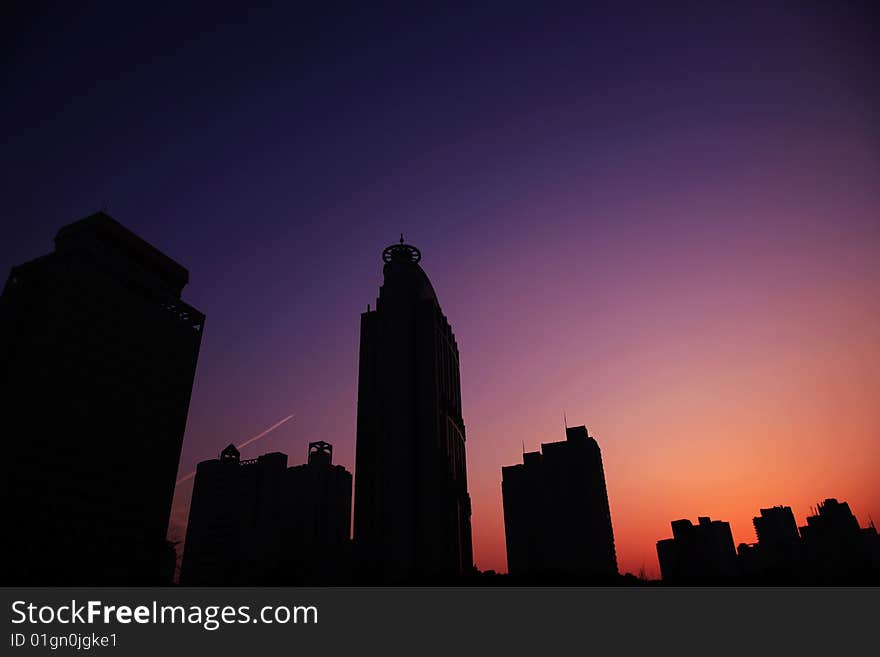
[0,212,204,584]
[501,425,618,579]
[353,237,473,581]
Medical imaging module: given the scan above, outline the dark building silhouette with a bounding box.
[501,425,618,580]
[180,441,352,585]
[181,447,289,585]
[670,499,880,584]
[354,237,473,581]
[656,516,737,583]
[800,498,880,582]
[737,505,804,581]
[287,441,352,551]
[285,441,354,582]
[0,212,204,584]
[754,505,800,546]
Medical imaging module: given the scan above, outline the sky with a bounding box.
[2,1,878,577]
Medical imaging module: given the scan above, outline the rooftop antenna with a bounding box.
[522,440,525,456]
[400,233,404,244]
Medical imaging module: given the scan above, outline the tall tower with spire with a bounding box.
[354,237,473,581]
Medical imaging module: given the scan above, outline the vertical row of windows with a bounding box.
[434,312,461,417]
[431,308,465,484]
[445,418,466,481]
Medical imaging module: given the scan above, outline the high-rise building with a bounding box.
[501,425,618,579]
[0,212,204,584]
[353,237,473,581]
[181,447,289,585]
[800,498,879,581]
[285,441,354,582]
[754,505,800,547]
[738,505,803,580]
[656,516,737,582]
[181,441,352,585]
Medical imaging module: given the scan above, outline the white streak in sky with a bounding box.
[175,413,295,485]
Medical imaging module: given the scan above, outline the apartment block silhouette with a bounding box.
[656,516,737,582]
[502,425,618,580]
[181,442,352,584]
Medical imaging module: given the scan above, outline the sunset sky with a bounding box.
[3,2,878,577]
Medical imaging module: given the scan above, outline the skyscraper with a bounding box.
[354,237,473,581]
[0,212,204,584]
[501,425,618,579]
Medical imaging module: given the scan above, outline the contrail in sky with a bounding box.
[175,413,295,485]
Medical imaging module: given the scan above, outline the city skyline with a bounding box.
[2,211,877,582]
[160,229,877,579]
[3,3,878,579]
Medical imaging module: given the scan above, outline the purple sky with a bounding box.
[3,2,878,575]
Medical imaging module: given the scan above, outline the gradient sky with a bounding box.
[3,2,879,577]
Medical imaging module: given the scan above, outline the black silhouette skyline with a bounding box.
[2,213,878,586]
[5,2,879,583]
[658,500,880,584]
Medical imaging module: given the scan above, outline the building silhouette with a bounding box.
[501,425,618,580]
[353,237,473,581]
[0,212,204,584]
[800,498,880,582]
[754,505,800,547]
[737,505,804,581]
[656,516,737,583]
[665,499,880,584]
[181,441,352,585]
[285,441,354,582]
